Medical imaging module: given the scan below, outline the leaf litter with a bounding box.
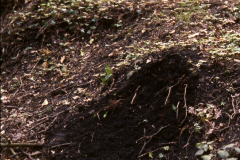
[1,0,240,159]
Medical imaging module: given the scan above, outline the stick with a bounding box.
[180,84,188,126]
[91,132,95,142]
[10,147,20,160]
[37,116,58,133]
[165,87,172,105]
[30,59,41,74]
[136,124,170,155]
[2,138,20,160]
[138,147,163,158]
[51,143,74,149]
[183,129,194,149]
[1,143,42,147]
[138,128,146,155]
[41,34,46,48]
[231,93,240,119]
[164,75,185,105]
[28,118,49,131]
[131,86,140,104]
[138,142,177,158]
[22,151,34,160]
[176,101,180,119]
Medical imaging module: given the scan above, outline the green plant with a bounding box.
[195,141,240,160]
[194,122,202,133]
[217,143,240,159]
[101,63,113,86]
[195,141,214,159]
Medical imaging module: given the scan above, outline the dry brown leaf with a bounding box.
[43,61,48,68]
[42,48,52,55]
[60,56,66,63]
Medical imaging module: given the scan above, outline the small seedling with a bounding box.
[101,63,113,86]
[103,112,108,118]
[194,122,202,132]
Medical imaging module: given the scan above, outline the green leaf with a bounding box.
[223,143,235,149]
[103,112,108,118]
[163,146,169,151]
[200,144,209,151]
[218,150,229,158]
[195,149,204,156]
[158,153,164,158]
[149,152,153,158]
[234,147,240,153]
[221,102,226,106]
[201,154,213,160]
[104,74,112,82]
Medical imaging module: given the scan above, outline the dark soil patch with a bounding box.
[45,49,203,160]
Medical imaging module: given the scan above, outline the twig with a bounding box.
[28,110,65,130]
[41,34,46,48]
[9,152,22,158]
[138,147,163,158]
[9,147,20,160]
[45,82,91,97]
[164,75,185,105]
[131,86,140,104]
[2,138,20,160]
[28,117,49,131]
[183,129,195,150]
[219,112,231,132]
[91,132,95,142]
[1,143,42,147]
[165,87,172,105]
[36,18,53,39]
[30,59,41,74]
[22,151,34,160]
[138,142,177,158]
[138,128,146,155]
[180,84,188,126]
[110,78,115,90]
[51,143,75,149]
[37,116,58,133]
[2,105,17,109]
[176,101,180,119]
[231,93,240,119]
[136,124,170,155]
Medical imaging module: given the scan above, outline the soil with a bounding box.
[45,49,201,160]
[42,49,240,160]
[1,0,240,160]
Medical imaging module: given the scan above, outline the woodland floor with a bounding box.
[1,0,240,160]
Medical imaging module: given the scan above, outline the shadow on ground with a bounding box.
[45,49,204,160]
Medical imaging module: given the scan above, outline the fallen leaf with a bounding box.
[62,100,70,105]
[42,99,48,107]
[43,62,48,68]
[42,48,52,55]
[149,152,153,158]
[60,56,66,63]
[73,96,80,100]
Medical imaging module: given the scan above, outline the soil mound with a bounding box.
[46,50,200,159]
